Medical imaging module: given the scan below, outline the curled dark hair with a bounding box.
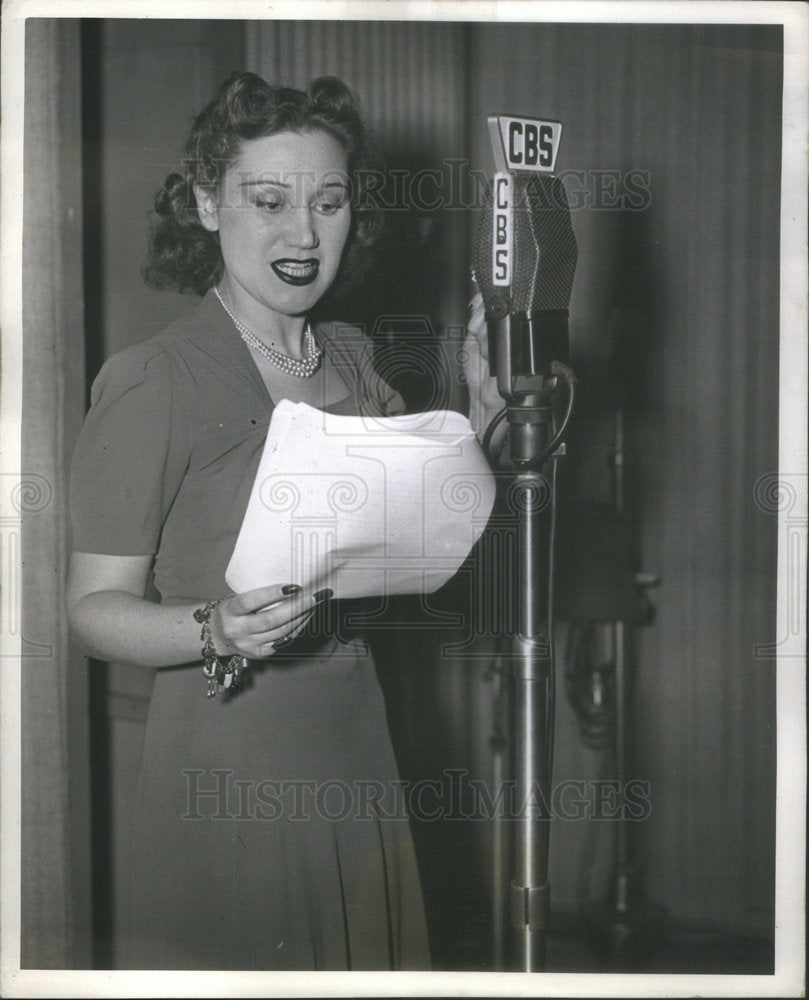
[143,73,383,300]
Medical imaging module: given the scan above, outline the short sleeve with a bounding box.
[69,344,190,555]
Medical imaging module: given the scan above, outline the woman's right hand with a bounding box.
[210,585,328,659]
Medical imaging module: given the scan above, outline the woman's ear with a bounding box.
[194,184,220,232]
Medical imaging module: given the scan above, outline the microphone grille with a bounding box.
[474,174,577,315]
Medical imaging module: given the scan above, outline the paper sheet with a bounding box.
[225,400,497,600]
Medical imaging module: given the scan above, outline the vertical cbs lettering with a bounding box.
[493,172,511,285]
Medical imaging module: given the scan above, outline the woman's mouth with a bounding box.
[271,259,320,286]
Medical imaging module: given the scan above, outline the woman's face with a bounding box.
[197,129,352,322]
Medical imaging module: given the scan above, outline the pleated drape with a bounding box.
[246,20,470,327]
[247,20,466,157]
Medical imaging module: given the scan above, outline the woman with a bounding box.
[68,71,495,971]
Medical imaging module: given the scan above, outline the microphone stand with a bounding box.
[475,146,578,969]
[581,409,664,965]
[487,320,577,972]
[506,385,556,972]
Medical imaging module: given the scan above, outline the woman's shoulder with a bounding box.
[92,336,174,395]
[93,294,227,393]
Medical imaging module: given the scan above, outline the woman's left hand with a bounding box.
[210,585,323,660]
[463,292,502,441]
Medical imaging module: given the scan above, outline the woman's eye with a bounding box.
[314,199,344,216]
[256,197,284,213]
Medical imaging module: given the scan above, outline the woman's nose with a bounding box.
[285,207,319,250]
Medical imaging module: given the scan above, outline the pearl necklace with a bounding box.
[215,287,322,378]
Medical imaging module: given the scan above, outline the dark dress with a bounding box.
[70,291,431,970]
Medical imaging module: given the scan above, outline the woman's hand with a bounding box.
[67,551,329,668]
[210,585,326,660]
[463,292,503,442]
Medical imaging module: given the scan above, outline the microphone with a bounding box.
[474,171,577,398]
[472,120,580,972]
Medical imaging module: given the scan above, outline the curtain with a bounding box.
[246,19,470,329]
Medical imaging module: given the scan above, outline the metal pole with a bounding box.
[611,410,630,915]
[612,410,631,914]
[507,401,554,971]
[490,655,507,970]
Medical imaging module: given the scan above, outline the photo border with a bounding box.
[2,2,806,997]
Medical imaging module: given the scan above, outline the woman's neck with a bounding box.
[216,280,308,359]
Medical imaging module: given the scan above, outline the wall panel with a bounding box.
[21,18,91,969]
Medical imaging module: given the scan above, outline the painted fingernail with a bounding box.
[272,635,294,650]
[313,588,334,603]
[281,584,301,595]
